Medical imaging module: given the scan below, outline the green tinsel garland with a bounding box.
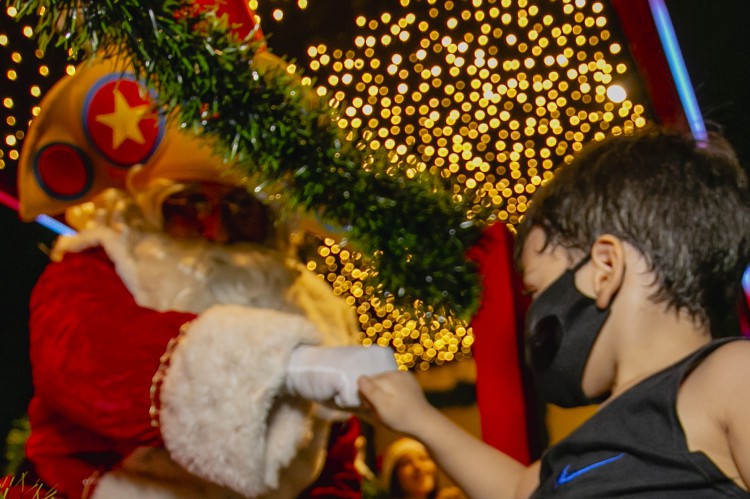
[3,417,28,477]
[10,0,484,318]
[2,416,56,496]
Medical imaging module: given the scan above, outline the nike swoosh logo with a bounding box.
[555,453,625,487]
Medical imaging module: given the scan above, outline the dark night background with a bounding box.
[666,0,750,168]
[1,0,749,468]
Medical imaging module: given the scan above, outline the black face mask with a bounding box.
[525,256,611,408]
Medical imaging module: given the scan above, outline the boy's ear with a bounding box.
[589,234,625,309]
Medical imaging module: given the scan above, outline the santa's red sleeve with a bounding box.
[28,247,195,443]
[26,247,195,496]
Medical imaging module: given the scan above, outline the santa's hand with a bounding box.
[285,345,398,408]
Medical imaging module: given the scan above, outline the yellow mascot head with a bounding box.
[17,49,295,233]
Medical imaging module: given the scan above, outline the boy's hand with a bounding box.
[361,370,530,499]
[357,370,436,436]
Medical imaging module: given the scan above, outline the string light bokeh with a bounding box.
[0,6,76,196]
[254,0,652,369]
[1,1,653,369]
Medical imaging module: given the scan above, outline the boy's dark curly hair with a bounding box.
[515,126,750,336]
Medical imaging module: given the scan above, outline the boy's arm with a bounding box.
[358,371,538,499]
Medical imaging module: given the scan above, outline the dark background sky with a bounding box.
[1,1,749,465]
[666,0,750,166]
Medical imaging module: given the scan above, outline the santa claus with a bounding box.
[9,7,396,497]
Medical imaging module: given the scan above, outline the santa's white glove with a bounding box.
[286,345,398,408]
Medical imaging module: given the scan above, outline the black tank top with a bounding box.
[531,337,750,498]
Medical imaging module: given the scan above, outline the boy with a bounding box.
[358,127,750,498]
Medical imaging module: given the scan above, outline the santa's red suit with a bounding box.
[6,8,381,489]
[22,201,364,498]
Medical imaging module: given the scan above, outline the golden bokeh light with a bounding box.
[0,1,653,369]
[257,0,651,368]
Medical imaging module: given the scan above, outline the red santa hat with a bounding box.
[379,437,431,492]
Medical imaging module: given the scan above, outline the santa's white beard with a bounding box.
[127,232,300,314]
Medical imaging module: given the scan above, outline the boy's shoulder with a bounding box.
[682,338,750,406]
[693,338,750,386]
[678,338,750,490]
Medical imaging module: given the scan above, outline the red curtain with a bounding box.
[468,223,538,463]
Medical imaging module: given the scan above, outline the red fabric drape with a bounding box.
[609,0,687,130]
[467,223,535,464]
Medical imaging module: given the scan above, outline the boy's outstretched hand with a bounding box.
[357,370,437,436]
[359,369,534,499]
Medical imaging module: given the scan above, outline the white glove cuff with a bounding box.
[286,345,398,408]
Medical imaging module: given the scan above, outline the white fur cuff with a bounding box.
[159,304,322,497]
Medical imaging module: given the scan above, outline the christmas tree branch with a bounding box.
[9,0,483,318]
